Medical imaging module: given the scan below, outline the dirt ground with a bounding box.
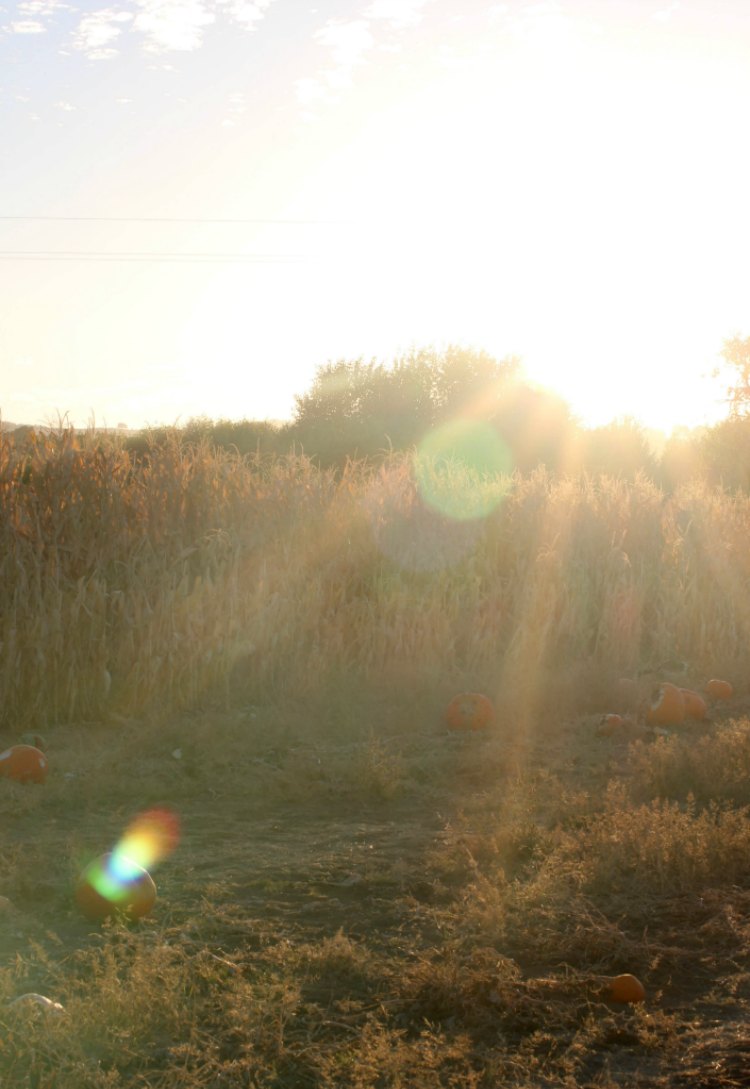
[2,697,750,1087]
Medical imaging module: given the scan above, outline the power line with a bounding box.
[0,214,344,225]
[0,250,310,263]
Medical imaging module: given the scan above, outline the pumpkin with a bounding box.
[596,713,624,737]
[602,973,646,1004]
[445,692,495,732]
[645,682,686,727]
[680,688,708,720]
[0,745,48,784]
[75,853,157,922]
[705,679,733,701]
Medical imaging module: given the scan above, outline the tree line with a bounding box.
[120,339,750,491]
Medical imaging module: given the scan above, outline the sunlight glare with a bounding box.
[415,419,512,521]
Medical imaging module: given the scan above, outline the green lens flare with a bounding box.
[88,854,141,903]
[414,419,512,521]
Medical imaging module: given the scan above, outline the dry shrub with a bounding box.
[448,768,750,973]
[627,720,750,806]
[0,932,202,1087]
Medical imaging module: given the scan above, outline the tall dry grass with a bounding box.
[2,427,750,731]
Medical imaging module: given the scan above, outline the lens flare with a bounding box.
[114,806,181,872]
[77,851,157,921]
[86,852,141,902]
[414,419,512,521]
[80,807,180,912]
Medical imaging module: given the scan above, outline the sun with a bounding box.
[266,5,732,436]
[169,4,733,435]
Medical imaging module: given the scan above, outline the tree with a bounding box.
[580,418,659,481]
[292,346,529,467]
[718,335,750,416]
[697,415,750,492]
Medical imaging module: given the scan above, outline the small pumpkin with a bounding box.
[75,852,157,923]
[705,678,733,701]
[680,688,708,721]
[602,973,646,1004]
[445,693,495,732]
[645,682,686,727]
[0,744,48,784]
[596,713,624,738]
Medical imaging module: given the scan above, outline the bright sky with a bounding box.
[2,0,749,433]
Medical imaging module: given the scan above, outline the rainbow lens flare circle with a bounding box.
[414,419,512,521]
[75,852,157,922]
[74,807,179,921]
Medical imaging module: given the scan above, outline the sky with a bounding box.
[2,0,750,434]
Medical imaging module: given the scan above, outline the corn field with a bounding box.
[2,426,749,731]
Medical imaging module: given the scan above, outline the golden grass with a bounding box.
[2,426,749,735]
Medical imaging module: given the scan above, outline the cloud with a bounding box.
[315,18,373,72]
[215,0,274,28]
[363,0,430,29]
[72,9,133,59]
[18,0,68,13]
[9,18,46,32]
[299,3,430,112]
[133,0,215,52]
[4,1,71,36]
[299,17,374,105]
[133,0,276,52]
[7,0,275,59]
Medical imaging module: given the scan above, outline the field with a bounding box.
[2,429,750,1087]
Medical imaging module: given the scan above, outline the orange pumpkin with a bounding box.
[75,853,157,922]
[0,744,48,784]
[603,973,646,1004]
[445,693,495,732]
[645,682,686,727]
[680,688,708,720]
[705,679,733,701]
[596,714,624,737]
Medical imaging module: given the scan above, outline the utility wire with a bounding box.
[0,250,311,263]
[0,214,345,225]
